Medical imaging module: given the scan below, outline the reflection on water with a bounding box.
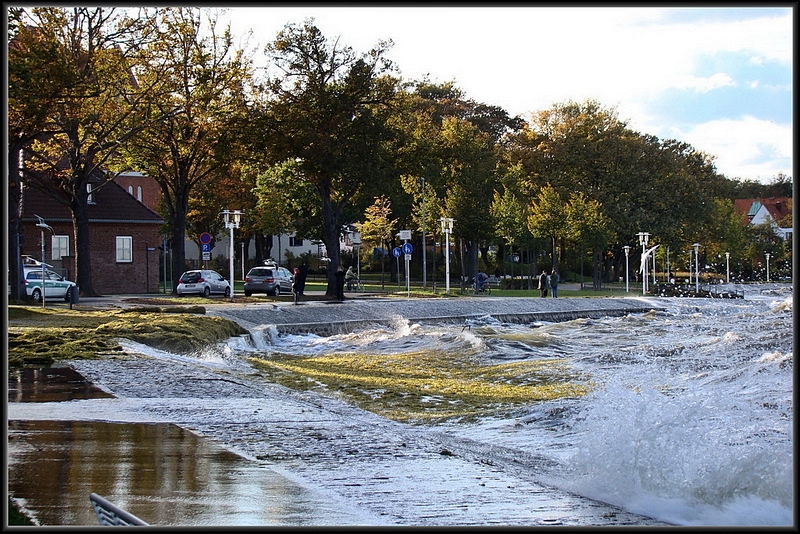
[8,367,114,403]
[8,420,369,526]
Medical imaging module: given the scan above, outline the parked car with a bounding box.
[176,269,231,297]
[243,264,294,296]
[22,266,78,303]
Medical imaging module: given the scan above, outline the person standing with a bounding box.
[334,265,346,301]
[550,269,560,298]
[538,269,549,298]
[296,262,308,296]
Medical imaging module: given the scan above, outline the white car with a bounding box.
[176,269,231,297]
[22,267,78,303]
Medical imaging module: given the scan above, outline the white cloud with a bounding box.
[675,117,793,182]
[219,6,792,184]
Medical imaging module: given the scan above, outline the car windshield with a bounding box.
[181,272,201,283]
[248,268,272,277]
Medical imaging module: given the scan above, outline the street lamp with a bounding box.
[622,245,631,292]
[637,232,650,295]
[439,217,454,294]
[420,177,426,290]
[765,252,771,282]
[725,252,730,284]
[221,209,243,302]
[35,215,53,308]
[692,243,701,293]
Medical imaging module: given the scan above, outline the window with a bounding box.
[128,185,133,195]
[87,183,94,204]
[51,235,69,260]
[289,236,304,247]
[137,185,142,202]
[116,236,133,263]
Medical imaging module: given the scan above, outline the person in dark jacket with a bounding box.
[296,262,308,296]
[550,269,560,298]
[538,269,549,298]
[334,265,345,301]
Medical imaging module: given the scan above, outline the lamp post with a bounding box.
[35,215,53,308]
[725,252,730,284]
[692,243,700,293]
[221,209,243,302]
[146,245,156,293]
[765,252,771,282]
[637,232,650,295]
[352,231,361,288]
[420,177,426,290]
[623,245,631,292]
[439,217,454,294]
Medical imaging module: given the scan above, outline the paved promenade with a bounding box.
[204,295,664,334]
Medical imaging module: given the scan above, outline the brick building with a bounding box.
[19,180,164,295]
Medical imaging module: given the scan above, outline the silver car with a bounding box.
[176,269,231,297]
[243,265,293,296]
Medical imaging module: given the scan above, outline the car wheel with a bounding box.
[244,290,252,297]
[273,285,280,297]
[64,287,72,302]
[31,288,42,303]
[203,286,211,297]
[224,286,230,298]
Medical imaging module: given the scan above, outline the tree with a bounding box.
[526,184,567,273]
[259,20,400,297]
[12,7,166,297]
[359,196,397,289]
[122,7,253,293]
[564,192,612,290]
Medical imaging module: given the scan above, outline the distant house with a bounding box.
[20,179,164,295]
[733,197,793,241]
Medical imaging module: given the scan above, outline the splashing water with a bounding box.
[240,284,792,526]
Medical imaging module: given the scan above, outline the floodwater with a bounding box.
[6,284,794,527]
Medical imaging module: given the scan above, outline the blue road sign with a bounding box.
[392,247,402,258]
[402,243,413,254]
[202,243,211,252]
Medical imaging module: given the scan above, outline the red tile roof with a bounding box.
[21,180,164,225]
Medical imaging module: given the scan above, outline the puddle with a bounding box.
[6,368,378,527]
[8,366,114,403]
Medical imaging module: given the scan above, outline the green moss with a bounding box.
[7,306,247,367]
[249,349,591,424]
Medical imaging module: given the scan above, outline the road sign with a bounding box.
[199,232,212,245]
[201,243,211,252]
[202,252,211,261]
[392,247,402,258]
[398,230,411,240]
[402,242,413,254]
[405,253,411,261]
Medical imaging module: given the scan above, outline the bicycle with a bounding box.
[472,281,491,295]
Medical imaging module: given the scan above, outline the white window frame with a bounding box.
[116,236,133,263]
[51,235,69,260]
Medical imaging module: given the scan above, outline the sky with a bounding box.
[216,5,793,186]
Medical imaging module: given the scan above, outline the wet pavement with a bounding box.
[8,295,671,527]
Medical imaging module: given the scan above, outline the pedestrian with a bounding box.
[550,269,560,298]
[292,267,302,304]
[334,265,345,301]
[296,261,308,296]
[538,269,549,298]
[345,266,357,291]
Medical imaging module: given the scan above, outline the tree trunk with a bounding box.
[8,143,26,303]
[71,184,97,296]
[320,194,341,297]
